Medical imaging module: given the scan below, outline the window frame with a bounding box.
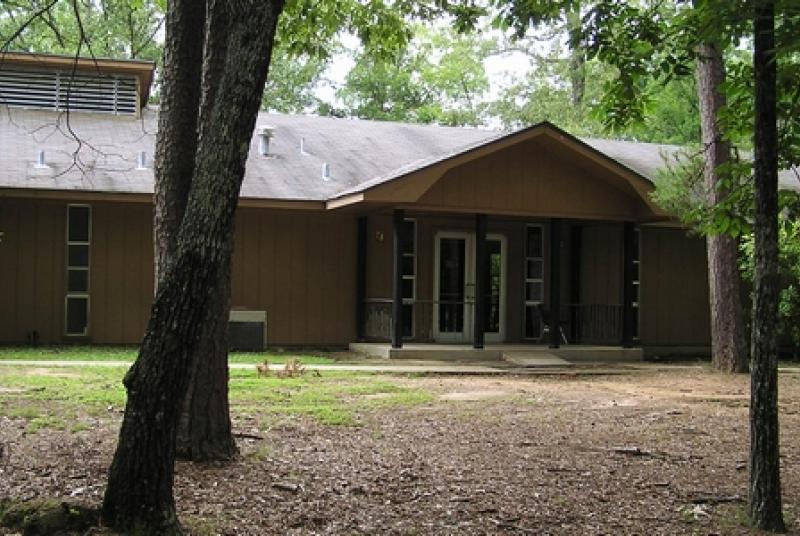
[65,204,91,337]
[523,223,545,340]
[401,218,416,339]
[632,228,641,341]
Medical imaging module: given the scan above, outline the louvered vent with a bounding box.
[0,67,137,115]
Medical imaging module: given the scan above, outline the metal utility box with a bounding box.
[228,310,267,351]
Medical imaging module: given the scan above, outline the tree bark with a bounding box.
[152,0,205,285]
[695,40,749,373]
[566,8,586,108]
[174,0,238,462]
[749,1,785,531]
[102,2,284,532]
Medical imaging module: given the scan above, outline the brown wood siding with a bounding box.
[230,209,357,346]
[415,141,641,220]
[580,225,623,306]
[91,203,154,344]
[639,227,711,347]
[1,201,357,347]
[0,199,65,343]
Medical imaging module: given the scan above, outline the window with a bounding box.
[632,228,641,340]
[524,225,545,339]
[66,205,90,336]
[401,219,416,338]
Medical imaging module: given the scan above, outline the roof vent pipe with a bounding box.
[300,137,309,155]
[257,125,275,156]
[136,150,147,169]
[322,162,331,181]
[35,150,47,168]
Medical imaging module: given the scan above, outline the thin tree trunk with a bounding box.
[174,0,238,462]
[566,8,585,108]
[102,2,283,532]
[749,0,785,531]
[695,40,749,373]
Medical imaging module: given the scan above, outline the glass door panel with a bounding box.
[482,239,502,334]
[438,237,466,335]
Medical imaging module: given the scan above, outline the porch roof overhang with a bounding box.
[325,122,670,223]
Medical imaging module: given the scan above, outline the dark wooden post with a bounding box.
[549,219,562,349]
[473,214,487,349]
[392,209,405,349]
[569,224,582,343]
[356,216,367,341]
[621,221,635,348]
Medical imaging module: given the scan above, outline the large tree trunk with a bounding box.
[153,0,205,284]
[174,0,238,462]
[102,2,283,532]
[748,1,785,531]
[695,41,749,373]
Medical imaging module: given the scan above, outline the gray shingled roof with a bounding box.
[1,106,797,200]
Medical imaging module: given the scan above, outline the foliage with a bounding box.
[261,43,329,113]
[652,149,753,237]
[491,41,700,143]
[740,194,800,350]
[0,0,164,60]
[337,25,494,126]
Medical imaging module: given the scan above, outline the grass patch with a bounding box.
[0,365,434,429]
[0,345,337,365]
[27,415,66,433]
[244,444,273,461]
[229,368,432,426]
[0,366,127,425]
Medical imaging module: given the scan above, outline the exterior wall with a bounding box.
[415,140,642,221]
[0,199,153,344]
[230,209,357,346]
[91,203,154,343]
[0,199,67,343]
[639,226,711,348]
[577,224,624,344]
[0,199,357,347]
[0,196,710,350]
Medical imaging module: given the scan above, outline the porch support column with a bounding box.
[569,224,582,344]
[356,216,367,341]
[473,213,487,349]
[549,219,562,349]
[392,209,405,349]
[621,221,635,348]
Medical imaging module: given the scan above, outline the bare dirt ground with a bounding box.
[2,365,800,535]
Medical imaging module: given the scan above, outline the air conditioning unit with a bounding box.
[228,310,266,351]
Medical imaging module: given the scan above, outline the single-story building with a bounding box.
[1,53,796,356]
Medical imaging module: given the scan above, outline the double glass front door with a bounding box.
[434,232,506,343]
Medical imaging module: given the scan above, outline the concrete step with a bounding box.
[502,351,573,368]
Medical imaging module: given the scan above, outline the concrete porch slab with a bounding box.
[349,342,643,365]
[502,351,572,368]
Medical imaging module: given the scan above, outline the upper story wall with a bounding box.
[414,138,647,221]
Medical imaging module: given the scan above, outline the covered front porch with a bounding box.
[354,211,643,352]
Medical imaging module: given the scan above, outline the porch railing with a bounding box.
[362,299,624,345]
[567,303,623,345]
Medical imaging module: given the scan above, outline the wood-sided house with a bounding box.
[3,52,794,357]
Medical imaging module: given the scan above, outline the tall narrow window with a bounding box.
[524,225,545,339]
[632,228,640,340]
[401,219,416,338]
[66,205,91,336]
